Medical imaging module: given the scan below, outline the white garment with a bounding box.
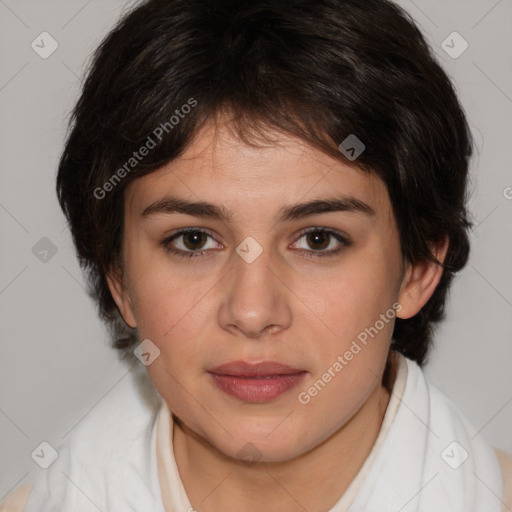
[23,366,166,512]
[340,356,504,511]
[3,354,509,511]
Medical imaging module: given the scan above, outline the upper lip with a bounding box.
[208,360,305,378]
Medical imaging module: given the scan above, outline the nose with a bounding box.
[218,246,292,339]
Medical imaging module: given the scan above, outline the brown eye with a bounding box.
[305,231,330,250]
[161,228,221,258]
[292,228,352,258]
[182,231,208,250]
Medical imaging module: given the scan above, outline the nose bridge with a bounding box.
[219,240,290,337]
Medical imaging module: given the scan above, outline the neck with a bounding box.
[173,353,397,512]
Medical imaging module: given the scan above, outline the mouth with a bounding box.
[207,361,307,403]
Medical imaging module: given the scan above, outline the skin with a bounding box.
[108,118,448,511]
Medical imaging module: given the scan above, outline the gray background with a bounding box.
[1,0,511,498]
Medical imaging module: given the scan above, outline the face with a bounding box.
[108,119,441,463]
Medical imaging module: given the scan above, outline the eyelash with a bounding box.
[160,227,352,259]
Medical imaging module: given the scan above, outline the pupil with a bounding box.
[308,231,328,250]
[184,232,205,250]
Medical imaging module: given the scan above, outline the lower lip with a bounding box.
[209,372,307,402]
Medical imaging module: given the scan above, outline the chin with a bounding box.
[209,424,315,464]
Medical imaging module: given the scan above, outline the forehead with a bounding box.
[124,119,392,222]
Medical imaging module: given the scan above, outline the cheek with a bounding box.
[295,261,397,423]
[133,274,209,346]
[130,275,214,415]
[124,239,205,335]
[127,261,225,386]
[312,251,400,343]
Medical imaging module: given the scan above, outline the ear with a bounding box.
[396,236,449,320]
[106,266,137,328]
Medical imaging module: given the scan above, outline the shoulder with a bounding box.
[52,364,162,471]
[494,448,512,511]
[1,365,163,511]
[398,355,506,508]
[0,484,32,512]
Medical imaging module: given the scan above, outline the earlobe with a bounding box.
[106,268,137,328]
[396,236,449,320]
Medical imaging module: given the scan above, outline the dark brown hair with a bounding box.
[56,0,473,366]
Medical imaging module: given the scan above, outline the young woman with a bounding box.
[2,0,510,510]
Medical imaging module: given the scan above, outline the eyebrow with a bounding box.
[141,195,376,223]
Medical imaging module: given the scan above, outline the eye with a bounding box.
[160,227,351,260]
[291,228,352,258]
[160,228,221,258]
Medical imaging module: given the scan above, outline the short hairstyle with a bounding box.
[56,0,473,366]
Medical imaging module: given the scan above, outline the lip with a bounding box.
[208,360,307,402]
